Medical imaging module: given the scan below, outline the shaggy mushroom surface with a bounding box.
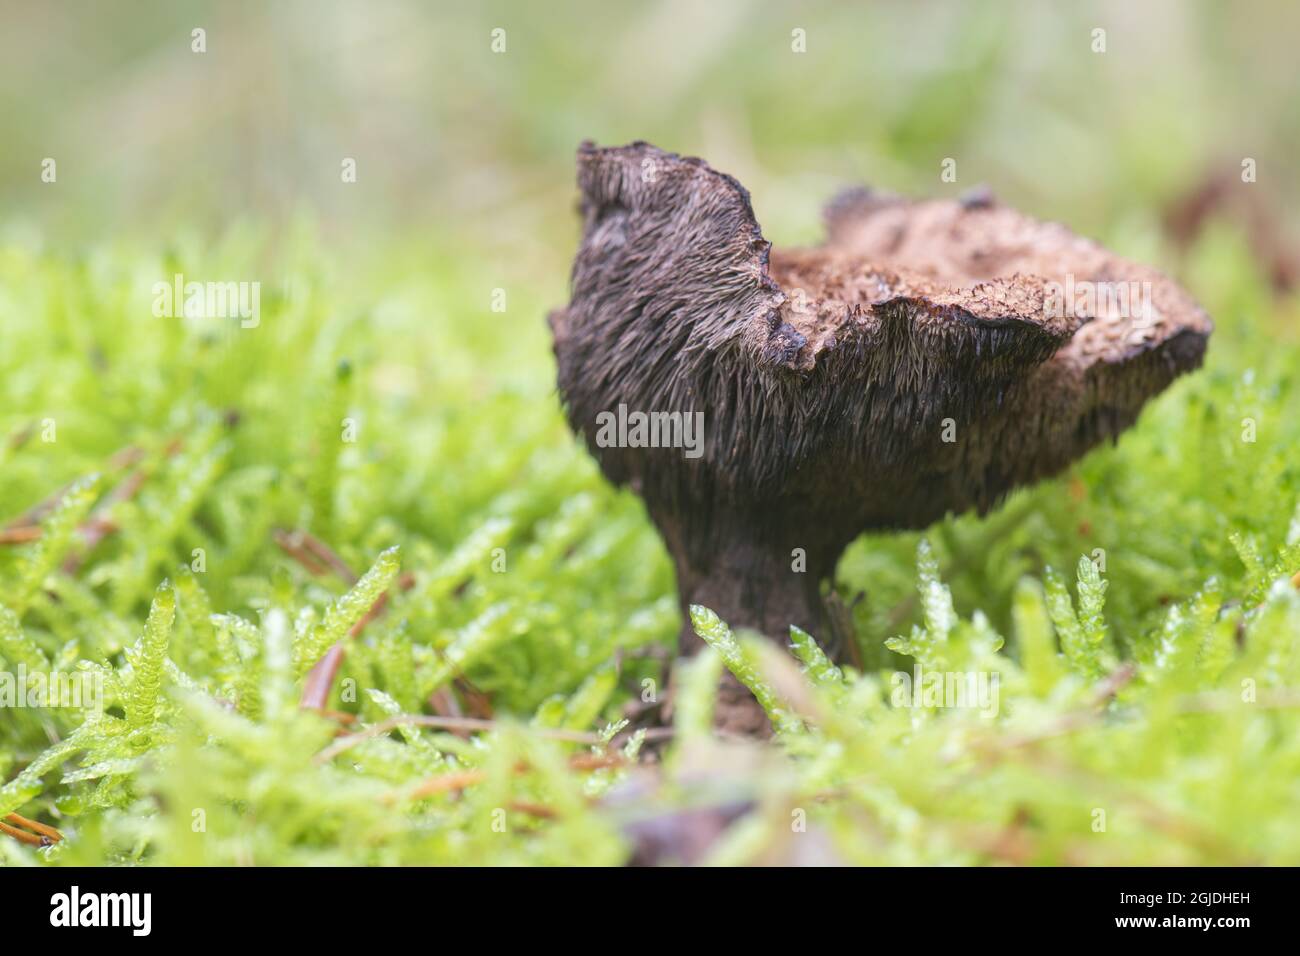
[550,141,1211,730]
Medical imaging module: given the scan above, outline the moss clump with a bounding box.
[2,230,1298,865]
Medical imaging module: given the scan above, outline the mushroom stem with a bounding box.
[674,555,828,652]
[650,507,836,654]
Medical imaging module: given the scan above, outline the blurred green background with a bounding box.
[4,0,1297,267]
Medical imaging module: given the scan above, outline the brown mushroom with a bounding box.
[549,141,1211,724]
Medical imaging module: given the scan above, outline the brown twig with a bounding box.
[273,528,358,584]
[452,676,494,719]
[347,571,415,638]
[279,529,419,716]
[2,443,178,574]
[400,768,486,799]
[300,643,348,711]
[1089,661,1137,705]
[568,751,629,771]
[2,812,63,847]
[1164,166,1300,295]
[393,752,627,803]
[4,480,79,532]
[64,467,150,567]
[272,530,333,576]
[0,526,42,545]
[3,444,147,533]
[0,820,47,846]
[428,687,464,720]
[275,528,417,642]
[6,422,35,452]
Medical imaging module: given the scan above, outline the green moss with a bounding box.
[1,230,1298,866]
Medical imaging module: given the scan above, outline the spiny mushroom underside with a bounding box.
[550,141,1211,658]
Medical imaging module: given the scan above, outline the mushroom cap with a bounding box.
[550,142,1211,541]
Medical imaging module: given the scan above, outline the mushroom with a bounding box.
[549,141,1211,729]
